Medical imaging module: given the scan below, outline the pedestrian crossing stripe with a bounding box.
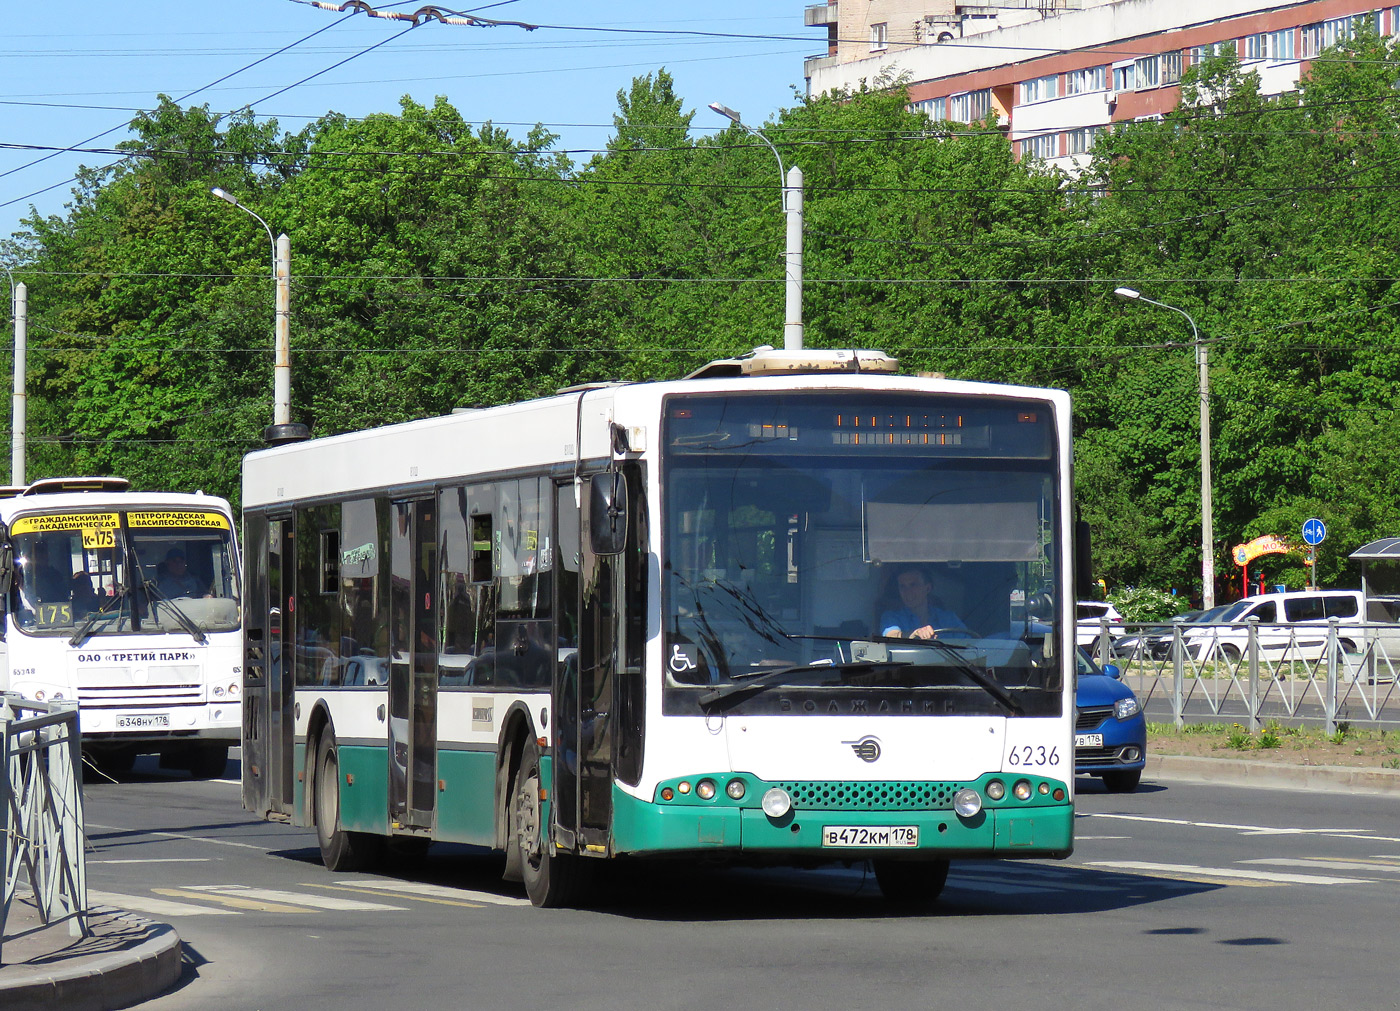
[1087,860,1369,886]
[88,889,239,917]
[1242,857,1400,874]
[182,884,408,911]
[328,879,534,907]
[154,888,312,913]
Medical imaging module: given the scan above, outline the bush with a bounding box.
[1107,586,1186,623]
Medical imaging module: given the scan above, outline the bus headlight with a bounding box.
[696,779,716,800]
[985,780,1006,801]
[761,787,792,818]
[228,682,241,698]
[1013,780,1033,801]
[213,686,225,698]
[953,788,982,818]
[726,779,746,800]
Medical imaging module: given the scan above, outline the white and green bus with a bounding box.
[0,477,242,777]
[240,348,1083,906]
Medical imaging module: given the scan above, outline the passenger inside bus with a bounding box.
[28,538,74,602]
[156,547,209,599]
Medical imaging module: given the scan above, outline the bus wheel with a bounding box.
[872,859,950,904]
[314,731,382,872]
[511,739,584,907]
[189,745,229,779]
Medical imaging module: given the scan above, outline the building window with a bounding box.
[1067,65,1106,95]
[912,96,947,120]
[1135,55,1160,89]
[1112,62,1136,92]
[1269,29,1295,60]
[948,89,992,123]
[870,22,888,51]
[1020,133,1058,160]
[1066,126,1103,155]
[1188,42,1232,65]
[1390,7,1400,36]
[1161,51,1182,84]
[1020,74,1059,104]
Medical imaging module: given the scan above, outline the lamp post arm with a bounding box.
[1136,294,1199,346]
[735,122,786,185]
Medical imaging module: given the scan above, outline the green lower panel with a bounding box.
[434,749,498,846]
[337,745,390,835]
[612,786,1073,859]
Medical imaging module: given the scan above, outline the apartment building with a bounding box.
[804,1,1400,172]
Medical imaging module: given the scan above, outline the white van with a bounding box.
[1182,589,1400,663]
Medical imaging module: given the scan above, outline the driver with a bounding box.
[880,565,966,640]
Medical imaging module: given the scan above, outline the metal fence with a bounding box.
[1086,617,1400,734]
[1,694,87,965]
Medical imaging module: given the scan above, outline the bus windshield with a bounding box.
[11,508,240,637]
[661,392,1062,716]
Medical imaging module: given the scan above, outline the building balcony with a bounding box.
[805,3,836,27]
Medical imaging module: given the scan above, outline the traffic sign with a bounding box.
[1302,518,1327,546]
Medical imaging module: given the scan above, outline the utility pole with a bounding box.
[10,281,26,486]
[784,165,804,352]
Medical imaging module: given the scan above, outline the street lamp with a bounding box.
[1115,286,1214,609]
[210,187,307,444]
[2,263,25,485]
[708,102,804,351]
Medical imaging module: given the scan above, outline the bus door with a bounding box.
[242,514,296,819]
[388,499,438,833]
[556,475,622,851]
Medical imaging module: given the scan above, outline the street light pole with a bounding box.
[1115,287,1214,609]
[708,102,804,350]
[3,265,25,485]
[210,187,307,444]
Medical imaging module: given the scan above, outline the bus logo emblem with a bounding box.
[845,736,882,763]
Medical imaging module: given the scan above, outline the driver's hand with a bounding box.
[911,625,937,639]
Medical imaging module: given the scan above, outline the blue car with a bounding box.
[1074,646,1146,791]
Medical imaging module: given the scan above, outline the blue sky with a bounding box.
[1,1,819,246]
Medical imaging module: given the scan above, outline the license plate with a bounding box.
[116,714,170,729]
[821,825,919,848]
[1075,733,1103,748]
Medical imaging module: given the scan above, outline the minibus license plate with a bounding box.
[821,825,918,848]
[117,714,170,729]
[1075,733,1103,748]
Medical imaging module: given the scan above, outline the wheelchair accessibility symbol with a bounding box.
[669,644,698,674]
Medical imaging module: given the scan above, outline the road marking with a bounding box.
[310,882,487,909]
[1088,860,1368,886]
[154,887,310,913]
[181,885,407,911]
[88,889,238,917]
[88,822,266,851]
[1074,835,1131,840]
[333,879,533,906]
[1242,858,1400,874]
[88,858,215,865]
[1083,813,1369,837]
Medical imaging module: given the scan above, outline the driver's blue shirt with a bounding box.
[880,605,963,637]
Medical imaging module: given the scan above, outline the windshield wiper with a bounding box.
[143,579,208,645]
[910,638,1025,716]
[68,592,128,647]
[698,660,910,709]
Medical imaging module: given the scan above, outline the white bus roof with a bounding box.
[0,488,233,524]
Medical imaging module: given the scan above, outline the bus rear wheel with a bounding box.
[314,730,382,872]
[511,739,586,907]
[872,859,950,904]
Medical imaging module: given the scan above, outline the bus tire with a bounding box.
[872,859,950,904]
[314,730,382,872]
[511,739,585,907]
[189,745,229,779]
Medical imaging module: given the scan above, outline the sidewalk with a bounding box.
[0,900,181,1011]
[1,754,1396,1011]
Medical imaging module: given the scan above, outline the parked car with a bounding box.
[1074,646,1146,792]
[1111,605,1223,661]
[1180,590,1400,663]
[1076,600,1125,647]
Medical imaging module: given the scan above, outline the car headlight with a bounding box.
[1115,696,1141,720]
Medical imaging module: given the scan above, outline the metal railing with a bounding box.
[1,694,87,964]
[1087,617,1400,735]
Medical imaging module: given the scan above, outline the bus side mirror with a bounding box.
[589,472,629,556]
[0,536,11,596]
[1075,520,1093,601]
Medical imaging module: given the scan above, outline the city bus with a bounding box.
[240,347,1083,906]
[0,477,242,777]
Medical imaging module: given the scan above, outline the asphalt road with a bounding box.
[83,758,1400,1011]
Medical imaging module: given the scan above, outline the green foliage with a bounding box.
[1107,586,1185,622]
[5,37,1400,583]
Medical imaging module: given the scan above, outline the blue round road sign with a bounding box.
[1302,518,1327,546]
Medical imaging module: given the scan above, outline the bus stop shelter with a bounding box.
[1349,537,1400,602]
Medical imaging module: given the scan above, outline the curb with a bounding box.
[1149,754,1400,796]
[0,908,183,1011]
